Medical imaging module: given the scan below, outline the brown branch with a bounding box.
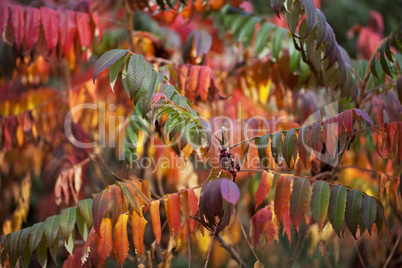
[216,233,249,267]
[236,214,260,263]
[204,234,215,268]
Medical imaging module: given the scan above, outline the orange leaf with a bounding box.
[179,65,190,96]
[165,194,181,236]
[150,201,161,245]
[131,211,147,255]
[187,65,201,102]
[180,189,199,221]
[97,218,113,264]
[254,171,274,210]
[282,206,292,244]
[114,214,129,267]
[263,211,278,246]
[274,175,292,223]
[198,66,211,101]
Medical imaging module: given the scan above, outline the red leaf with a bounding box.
[58,8,76,55]
[187,65,201,102]
[41,7,59,51]
[131,211,147,255]
[388,122,398,153]
[91,12,103,43]
[81,227,96,265]
[334,113,344,137]
[165,194,181,235]
[97,218,113,264]
[150,201,161,244]
[92,189,111,235]
[263,211,278,246]
[0,1,9,37]
[254,171,274,210]
[274,175,292,223]
[187,189,199,217]
[10,4,24,50]
[198,66,211,101]
[343,109,354,137]
[310,121,322,155]
[250,207,271,247]
[24,7,40,50]
[76,12,91,48]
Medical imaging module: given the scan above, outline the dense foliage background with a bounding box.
[0,0,401,267]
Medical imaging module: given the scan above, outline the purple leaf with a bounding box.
[353,108,374,127]
[220,179,240,205]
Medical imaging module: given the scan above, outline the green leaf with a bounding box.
[119,182,141,215]
[270,0,284,17]
[370,58,379,78]
[345,190,363,239]
[232,15,252,42]
[290,177,311,226]
[29,222,45,253]
[36,235,48,268]
[272,29,288,61]
[7,229,21,266]
[238,17,260,49]
[282,128,297,169]
[78,198,93,228]
[285,4,301,34]
[44,215,60,246]
[311,181,330,229]
[380,46,393,76]
[60,207,77,242]
[361,195,377,235]
[49,232,59,264]
[328,185,347,237]
[18,228,31,263]
[76,207,89,241]
[93,49,129,83]
[271,131,284,165]
[255,22,276,55]
[258,134,270,169]
[64,229,75,255]
[109,55,126,92]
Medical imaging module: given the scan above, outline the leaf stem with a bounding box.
[383,233,401,268]
[216,233,249,267]
[236,214,260,263]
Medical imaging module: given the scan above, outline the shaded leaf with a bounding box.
[343,109,354,137]
[283,128,297,169]
[255,22,275,55]
[78,198,93,228]
[290,177,311,226]
[328,185,347,237]
[310,121,322,154]
[311,181,330,229]
[36,235,48,268]
[0,1,8,36]
[297,125,311,168]
[109,55,126,92]
[271,131,284,165]
[345,190,363,239]
[361,195,377,235]
[29,222,45,253]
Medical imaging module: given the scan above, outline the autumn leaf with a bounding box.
[58,8,76,55]
[255,171,274,210]
[24,7,40,50]
[274,175,292,223]
[311,181,330,229]
[131,211,147,255]
[165,194,181,236]
[92,189,111,235]
[75,12,91,48]
[114,214,129,266]
[290,177,311,227]
[10,4,24,50]
[150,200,162,245]
[97,218,113,264]
[40,7,59,51]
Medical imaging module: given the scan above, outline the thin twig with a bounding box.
[354,241,367,268]
[236,214,260,263]
[383,234,402,268]
[186,221,192,268]
[360,80,398,105]
[216,233,249,267]
[204,234,215,268]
